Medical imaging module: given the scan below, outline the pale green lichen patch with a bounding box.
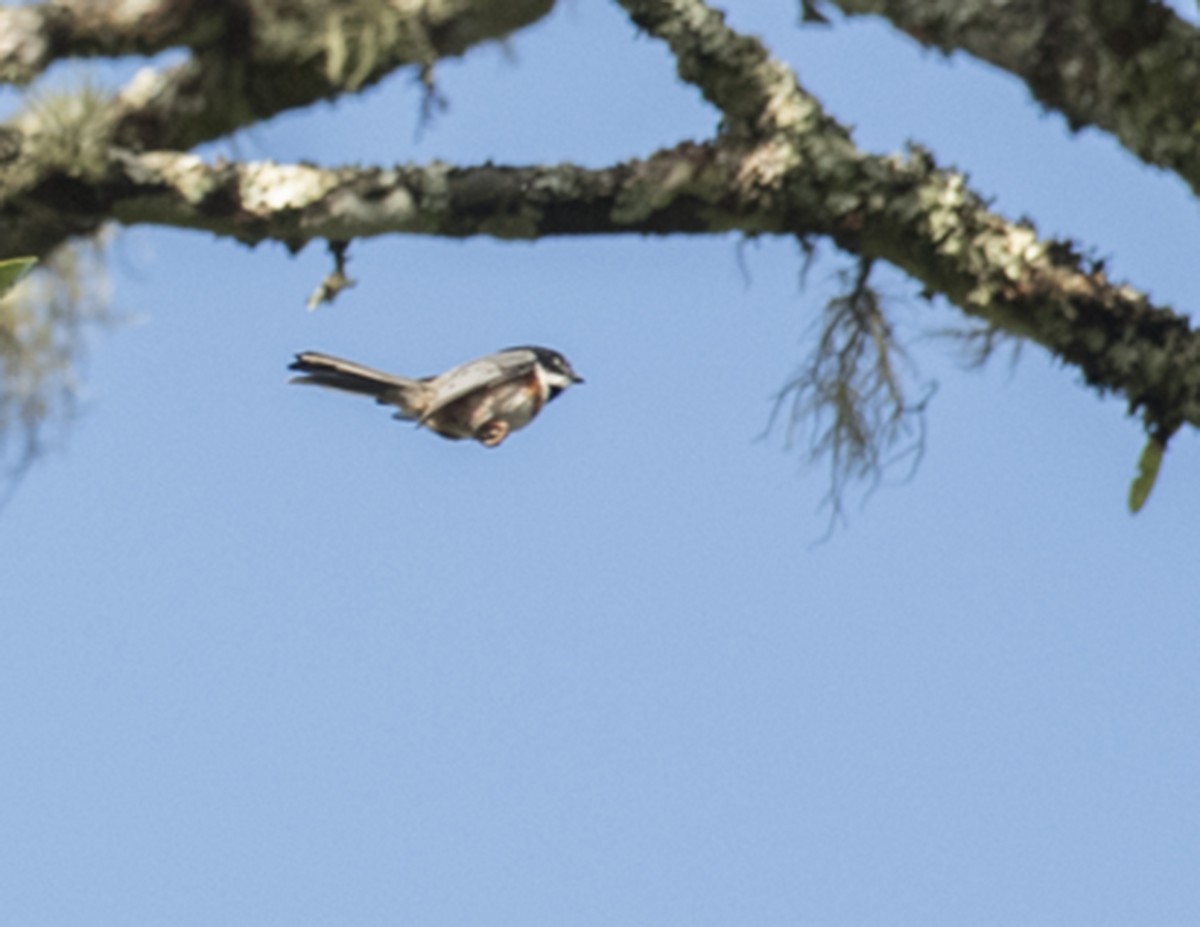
[14,80,114,181]
[241,163,338,214]
[612,158,702,225]
[139,152,219,206]
[477,207,541,239]
[325,177,417,231]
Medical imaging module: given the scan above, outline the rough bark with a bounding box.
[1,0,557,149]
[621,0,1200,438]
[826,0,1200,195]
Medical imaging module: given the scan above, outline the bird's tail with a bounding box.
[289,351,425,416]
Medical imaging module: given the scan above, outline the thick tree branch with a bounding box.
[3,0,557,150]
[826,0,1200,196]
[0,0,219,84]
[7,135,1192,434]
[614,0,1200,436]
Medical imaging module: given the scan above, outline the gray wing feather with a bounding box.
[420,349,537,421]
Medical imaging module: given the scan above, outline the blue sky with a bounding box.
[4,2,1200,925]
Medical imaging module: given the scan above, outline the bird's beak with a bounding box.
[573,374,585,384]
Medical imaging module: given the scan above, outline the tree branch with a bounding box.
[615,0,1200,438]
[8,134,1184,435]
[3,0,557,150]
[826,0,1200,195]
[0,0,219,84]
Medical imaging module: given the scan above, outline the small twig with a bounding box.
[306,240,356,311]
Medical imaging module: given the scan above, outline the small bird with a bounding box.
[289,346,583,447]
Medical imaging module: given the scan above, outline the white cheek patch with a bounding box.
[543,371,575,395]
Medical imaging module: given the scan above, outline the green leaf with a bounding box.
[0,257,36,297]
[1128,435,1165,514]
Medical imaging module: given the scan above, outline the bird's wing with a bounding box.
[419,349,538,422]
